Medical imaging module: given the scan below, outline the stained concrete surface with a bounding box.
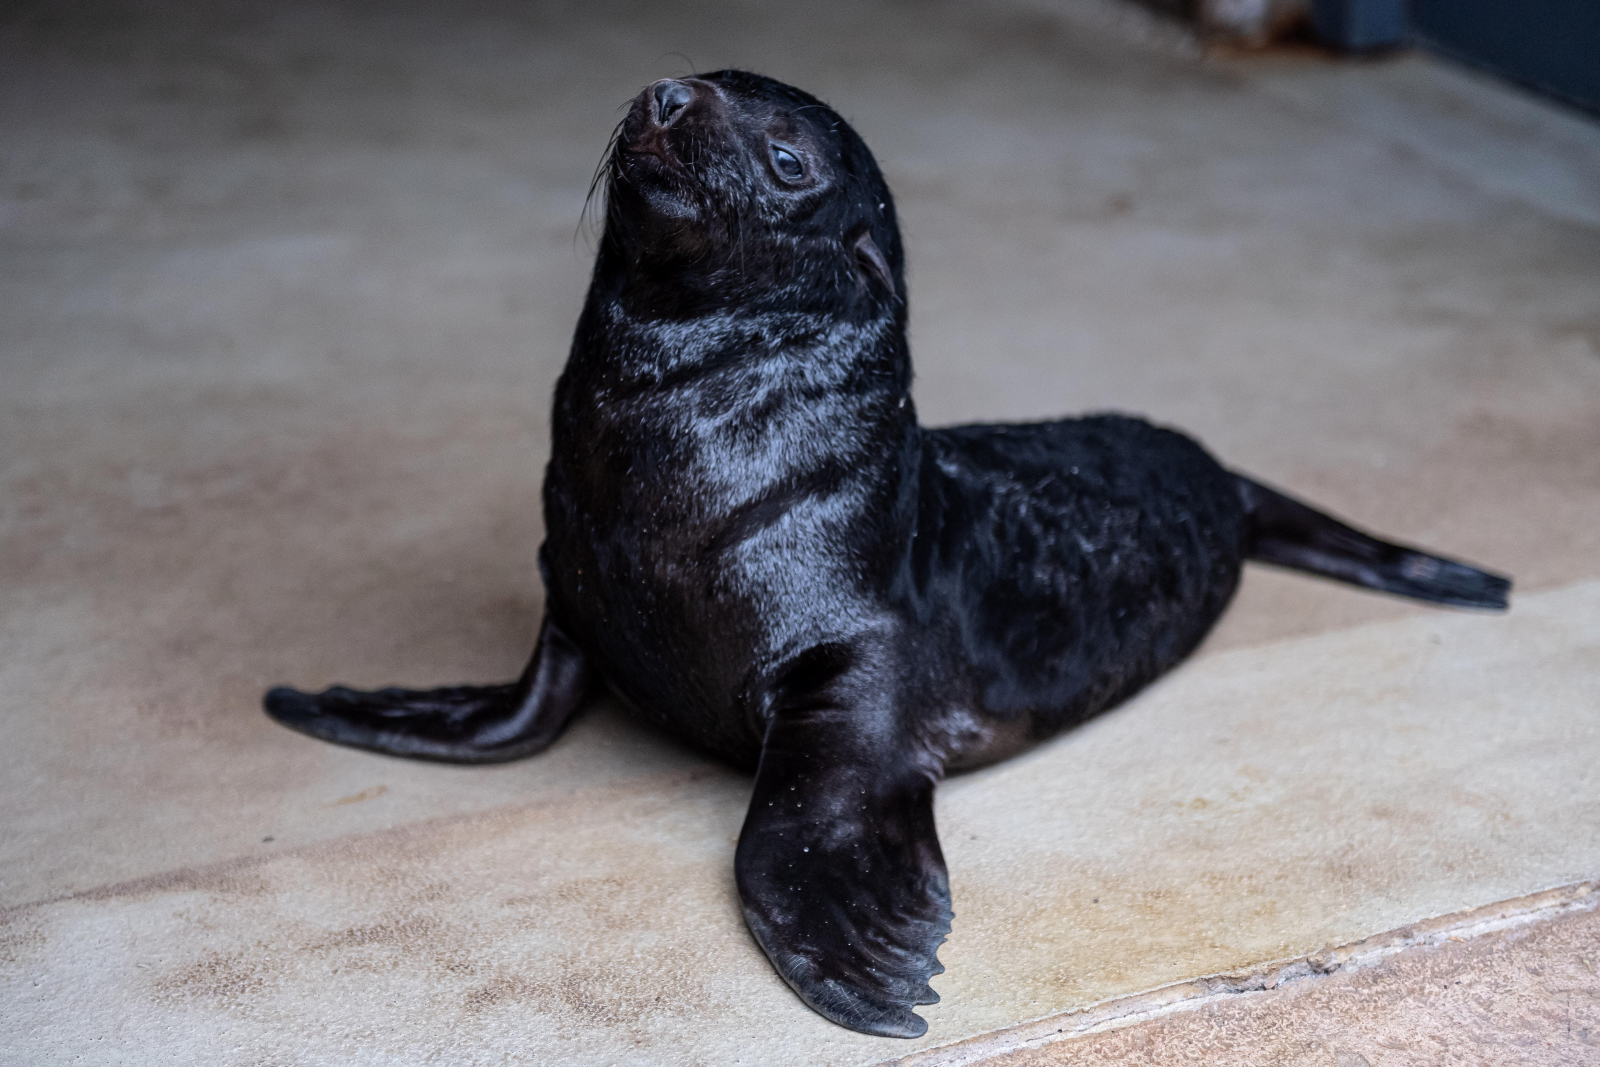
[973,888,1600,1067]
[2,0,1599,1063]
[6,585,1599,1064]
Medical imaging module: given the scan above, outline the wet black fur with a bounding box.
[266,71,1510,1039]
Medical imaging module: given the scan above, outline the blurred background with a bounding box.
[1167,0,1598,117]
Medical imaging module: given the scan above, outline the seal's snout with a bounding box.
[652,80,694,127]
[621,79,712,170]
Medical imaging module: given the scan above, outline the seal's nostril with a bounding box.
[654,81,694,126]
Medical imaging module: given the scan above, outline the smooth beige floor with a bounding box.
[975,887,1600,1066]
[3,0,1599,1063]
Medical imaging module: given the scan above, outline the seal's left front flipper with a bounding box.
[736,666,951,1038]
[263,614,593,764]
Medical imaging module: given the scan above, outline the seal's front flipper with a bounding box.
[736,659,951,1038]
[263,614,593,763]
[1237,475,1511,610]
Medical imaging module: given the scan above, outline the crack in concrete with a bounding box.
[892,879,1599,1066]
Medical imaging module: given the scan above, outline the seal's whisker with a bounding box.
[578,116,628,251]
[662,51,698,78]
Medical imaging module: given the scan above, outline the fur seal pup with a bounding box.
[265,71,1511,1038]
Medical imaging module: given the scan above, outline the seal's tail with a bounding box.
[1235,475,1510,610]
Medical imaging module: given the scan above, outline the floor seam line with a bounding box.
[889,878,1600,1066]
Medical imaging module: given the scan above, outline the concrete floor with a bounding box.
[3,0,1599,1063]
[963,883,1600,1066]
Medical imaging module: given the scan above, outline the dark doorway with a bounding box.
[1414,0,1600,113]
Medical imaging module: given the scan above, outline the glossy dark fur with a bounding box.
[265,71,1510,1038]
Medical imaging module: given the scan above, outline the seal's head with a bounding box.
[601,70,903,318]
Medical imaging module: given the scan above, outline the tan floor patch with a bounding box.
[956,883,1600,1067]
[5,581,1598,1064]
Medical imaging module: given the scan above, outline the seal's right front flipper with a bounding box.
[264,614,593,764]
[736,655,951,1038]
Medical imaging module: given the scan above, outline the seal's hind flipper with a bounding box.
[263,614,593,763]
[1237,475,1510,610]
[735,651,951,1038]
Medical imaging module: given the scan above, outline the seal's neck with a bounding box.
[591,219,902,326]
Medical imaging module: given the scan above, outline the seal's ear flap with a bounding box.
[735,650,950,1038]
[852,230,895,294]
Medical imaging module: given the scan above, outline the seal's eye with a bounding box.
[769,143,805,183]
